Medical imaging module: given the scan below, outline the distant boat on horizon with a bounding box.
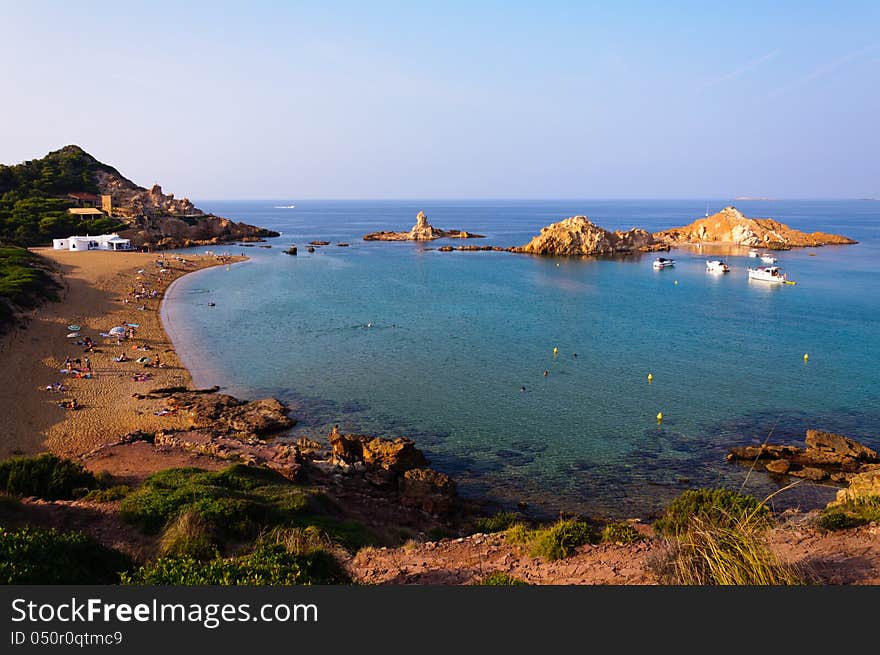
[274,204,296,209]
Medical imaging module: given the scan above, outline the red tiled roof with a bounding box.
[67,192,101,201]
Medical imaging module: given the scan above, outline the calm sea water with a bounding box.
[162,200,880,518]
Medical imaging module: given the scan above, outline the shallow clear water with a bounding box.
[162,200,880,518]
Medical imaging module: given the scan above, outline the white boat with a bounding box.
[748,249,760,257]
[760,254,777,264]
[748,266,787,283]
[706,259,730,273]
[653,257,676,269]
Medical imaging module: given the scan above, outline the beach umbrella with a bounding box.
[67,324,81,331]
[108,326,127,336]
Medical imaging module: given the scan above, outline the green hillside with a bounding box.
[0,146,125,245]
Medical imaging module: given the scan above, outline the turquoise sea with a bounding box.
[162,200,880,518]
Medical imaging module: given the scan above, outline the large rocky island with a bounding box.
[364,211,484,241]
[511,215,667,256]
[654,206,856,249]
[0,145,278,249]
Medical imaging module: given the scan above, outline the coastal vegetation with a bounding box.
[506,519,597,561]
[0,453,99,500]
[818,497,880,531]
[119,464,377,550]
[652,488,770,537]
[472,511,521,534]
[601,522,644,545]
[0,527,130,584]
[651,488,800,585]
[121,543,348,585]
[480,572,528,586]
[0,245,59,330]
[0,146,125,245]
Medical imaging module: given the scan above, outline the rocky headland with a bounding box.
[364,211,484,241]
[654,206,856,249]
[511,215,668,256]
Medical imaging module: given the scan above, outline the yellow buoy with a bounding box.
[803,353,809,362]
[647,373,653,383]
[552,347,558,357]
[656,412,663,422]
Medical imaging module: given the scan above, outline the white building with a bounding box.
[52,233,132,252]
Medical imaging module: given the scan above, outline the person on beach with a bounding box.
[83,356,91,371]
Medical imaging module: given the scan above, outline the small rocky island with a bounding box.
[511,215,668,256]
[364,211,484,241]
[654,206,856,249]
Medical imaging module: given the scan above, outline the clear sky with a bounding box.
[2,1,878,199]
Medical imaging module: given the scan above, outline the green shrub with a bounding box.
[0,527,130,584]
[506,519,597,561]
[82,485,130,502]
[120,465,377,550]
[601,522,644,545]
[652,515,802,585]
[158,511,219,560]
[653,488,770,537]
[818,497,880,531]
[0,453,98,500]
[262,526,333,556]
[122,544,348,585]
[481,572,528,586]
[473,512,521,534]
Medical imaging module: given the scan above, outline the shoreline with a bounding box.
[1,248,245,461]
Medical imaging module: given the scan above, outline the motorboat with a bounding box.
[760,254,778,264]
[653,257,676,269]
[748,266,787,283]
[706,259,730,273]
[748,249,760,257]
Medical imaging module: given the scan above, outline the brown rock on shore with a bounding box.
[654,206,856,249]
[727,430,879,483]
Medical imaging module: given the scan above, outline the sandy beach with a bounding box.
[0,248,244,460]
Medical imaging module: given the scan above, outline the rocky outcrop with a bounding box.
[328,427,427,472]
[363,211,485,241]
[654,206,856,249]
[399,468,457,514]
[326,426,455,514]
[153,430,303,480]
[727,430,880,483]
[94,167,278,249]
[512,216,666,256]
[162,391,294,438]
[831,470,880,506]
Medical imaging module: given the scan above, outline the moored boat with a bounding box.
[706,259,730,273]
[748,265,787,283]
[748,249,760,257]
[760,254,777,264]
[653,257,675,269]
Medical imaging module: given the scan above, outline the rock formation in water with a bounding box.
[363,211,484,241]
[654,206,856,249]
[511,215,667,256]
[726,429,880,483]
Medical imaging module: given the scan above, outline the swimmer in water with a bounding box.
[520,386,526,392]
[543,370,549,377]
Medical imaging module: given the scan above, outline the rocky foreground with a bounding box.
[654,206,856,249]
[364,211,484,241]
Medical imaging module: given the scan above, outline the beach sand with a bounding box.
[0,248,244,460]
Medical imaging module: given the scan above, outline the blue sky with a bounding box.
[2,1,878,199]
